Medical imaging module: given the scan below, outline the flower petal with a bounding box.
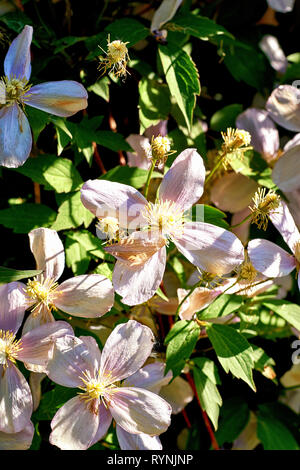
[159,148,205,211]
[210,172,258,213]
[89,402,112,447]
[231,207,252,244]
[28,227,65,282]
[100,320,154,383]
[0,281,27,334]
[49,396,101,450]
[272,144,300,192]
[247,239,296,277]
[236,108,279,160]
[0,421,34,450]
[124,363,172,393]
[80,179,148,230]
[116,425,162,450]
[160,376,194,414]
[126,134,151,170]
[4,25,32,80]
[269,201,300,252]
[54,274,114,318]
[267,0,294,13]
[150,0,183,31]
[0,363,32,433]
[144,120,168,139]
[259,35,288,74]
[266,85,300,132]
[25,81,88,117]
[16,321,74,370]
[174,222,245,275]
[109,387,172,435]
[177,286,223,320]
[112,244,166,305]
[47,335,97,388]
[0,103,32,168]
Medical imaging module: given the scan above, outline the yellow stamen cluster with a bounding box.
[78,370,117,411]
[0,330,22,367]
[0,76,31,107]
[97,216,121,243]
[221,128,251,152]
[98,36,130,78]
[250,188,280,230]
[237,260,258,284]
[148,135,173,164]
[142,200,184,238]
[196,269,224,288]
[25,275,58,313]
[294,241,300,264]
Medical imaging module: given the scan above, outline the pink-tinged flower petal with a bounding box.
[224,276,274,298]
[25,81,88,117]
[50,396,101,450]
[116,425,162,450]
[247,239,296,277]
[210,173,258,213]
[16,321,74,370]
[54,274,114,318]
[284,188,300,229]
[124,363,172,393]
[109,387,172,435]
[160,376,194,414]
[0,421,34,450]
[259,35,288,74]
[89,402,112,447]
[283,133,300,152]
[126,134,151,170]
[174,222,245,275]
[0,103,32,168]
[267,0,294,12]
[28,227,65,282]
[148,295,178,315]
[272,144,300,192]
[111,244,166,305]
[144,120,168,139]
[236,108,279,160]
[80,179,148,229]
[177,286,223,320]
[47,335,96,388]
[22,306,55,336]
[0,363,32,433]
[269,201,300,252]
[231,207,252,244]
[159,148,205,211]
[0,281,27,334]
[266,85,300,132]
[100,320,154,383]
[4,25,32,80]
[79,335,102,371]
[150,0,183,31]
[29,372,45,411]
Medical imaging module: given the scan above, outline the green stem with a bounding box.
[144,158,157,199]
[230,213,252,230]
[205,152,225,185]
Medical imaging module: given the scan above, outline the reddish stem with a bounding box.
[92,142,107,174]
[186,372,220,450]
[181,408,192,429]
[33,182,41,204]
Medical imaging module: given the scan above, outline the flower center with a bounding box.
[250,188,280,230]
[0,330,22,366]
[25,275,58,312]
[98,35,130,78]
[1,76,31,106]
[238,261,257,283]
[97,216,120,242]
[221,127,251,152]
[150,135,171,163]
[79,369,117,408]
[143,200,184,238]
[107,40,128,63]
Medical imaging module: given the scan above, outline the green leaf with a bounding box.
[26,107,49,142]
[159,43,200,132]
[99,165,162,189]
[191,204,229,229]
[193,358,222,430]
[165,320,200,377]
[262,299,300,332]
[138,77,171,133]
[200,293,243,320]
[105,18,149,46]
[0,203,56,234]
[92,262,114,281]
[250,344,276,380]
[88,77,110,102]
[171,13,234,42]
[0,266,42,283]
[207,323,256,391]
[51,192,94,231]
[167,256,186,286]
[215,397,250,446]
[210,104,243,131]
[257,403,300,450]
[33,385,77,421]
[65,230,110,275]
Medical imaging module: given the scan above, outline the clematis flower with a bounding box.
[0,421,34,450]
[0,281,73,434]
[266,84,300,132]
[150,0,183,33]
[20,227,114,334]
[259,35,288,74]
[116,361,193,450]
[46,320,172,450]
[81,148,245,305]
[247,201,300,289]
[0,25,88,168]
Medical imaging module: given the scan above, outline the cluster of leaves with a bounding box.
[1,0,300,451]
